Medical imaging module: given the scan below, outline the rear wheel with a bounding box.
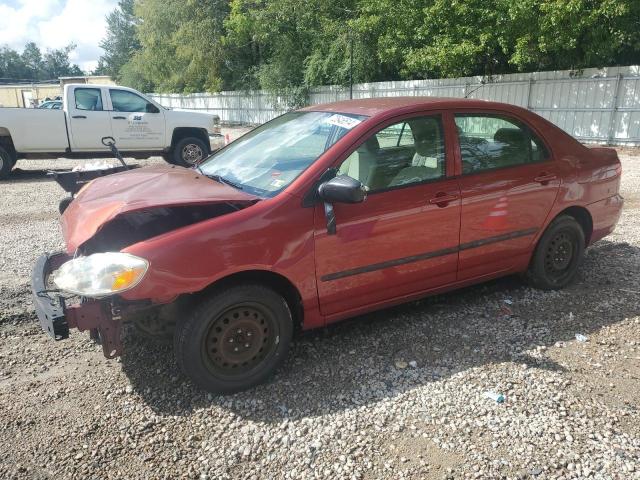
[171,136,209,167]
[526,215,585,290]
[0,146,14,180]
[174,284,293,393]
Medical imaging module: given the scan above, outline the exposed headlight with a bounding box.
[52,253,149,298]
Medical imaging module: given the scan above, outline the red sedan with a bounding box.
[32,97,623,393]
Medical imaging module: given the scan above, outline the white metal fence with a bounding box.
[149,65,640,145]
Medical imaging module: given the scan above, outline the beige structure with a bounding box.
[0,76,114,108]
[59,75,115,87]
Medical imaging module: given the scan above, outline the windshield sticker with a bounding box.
[270,179,286,188]
[325,114,362,130]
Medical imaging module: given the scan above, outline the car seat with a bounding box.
[339,136,380,188]
[390,119,443,186]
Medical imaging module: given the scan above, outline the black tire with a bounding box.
[58,197,73,214]
[526,215,585,290]
[174,284,293,393]
[0,145,14,180]
[171,136,209,167]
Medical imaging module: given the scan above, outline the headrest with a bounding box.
[494,127,526,145]
[409,119,440,157]
[358,135,379,153]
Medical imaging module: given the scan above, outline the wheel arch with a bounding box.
[555,206,593,245]
[170,127,210,152]
[196,269,304,331]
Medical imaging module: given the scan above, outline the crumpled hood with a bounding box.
[61,165,258,252]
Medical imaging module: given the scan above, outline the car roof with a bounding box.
[300,96,520,117]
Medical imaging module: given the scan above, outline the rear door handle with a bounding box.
[112,116,126,120]
[429,193,459,207]
[534,173,557,184]
[72,115,86,119]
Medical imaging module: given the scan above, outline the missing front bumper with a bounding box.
[31,253,124,358]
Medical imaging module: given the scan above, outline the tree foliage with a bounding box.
[96,0,140,80]
[0,43,83,82]
[105,0,640,93]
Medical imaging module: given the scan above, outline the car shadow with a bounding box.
[119,239,640,421]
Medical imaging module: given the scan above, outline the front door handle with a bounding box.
[534,173,557,185]
[72,115,86,119]
[429,193,459,207]
[112,116,126,120]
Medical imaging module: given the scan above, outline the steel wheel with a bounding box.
[526,215,585,290]
[174,284,293,393]
[544,231,575,279]
[201,304,277,378]
[181,143,204,165]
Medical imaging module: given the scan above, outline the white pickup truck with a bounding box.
[0,84,224,179]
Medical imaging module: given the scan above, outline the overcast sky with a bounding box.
[0,0,117,74]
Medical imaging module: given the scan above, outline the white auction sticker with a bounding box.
[325,114,362,130]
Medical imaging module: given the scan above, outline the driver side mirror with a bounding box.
[318,175,367,204]
[318,175,367,235]
[146,103,160,113]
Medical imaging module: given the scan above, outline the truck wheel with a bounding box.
[172,137,209,167]
[58,197,73,214]
[174,284,293,394]
[0,146,14,180]
[526,215,585,290]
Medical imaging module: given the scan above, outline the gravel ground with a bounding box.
[0,143,638,480]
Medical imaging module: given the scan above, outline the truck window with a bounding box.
[110,90,151,112]
[74,88,103,111]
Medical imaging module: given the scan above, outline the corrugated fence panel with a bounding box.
[149,65,640,145]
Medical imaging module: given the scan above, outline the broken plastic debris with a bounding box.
[575,333,588,343]
[408,360,418,368]
[484,391,505,403]
[503,299,513,305]
[72,161,117,172]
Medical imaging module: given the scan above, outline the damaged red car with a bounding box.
[32,97,623,393]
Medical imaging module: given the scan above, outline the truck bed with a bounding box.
[0,108,69,153]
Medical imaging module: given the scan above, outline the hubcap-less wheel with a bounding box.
[202,304,277,378]
[182,143,204,165]
[543,230,576,282]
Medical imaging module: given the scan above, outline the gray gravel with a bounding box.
[0,146,639,479]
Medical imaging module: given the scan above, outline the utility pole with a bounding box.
[349,32,354,100]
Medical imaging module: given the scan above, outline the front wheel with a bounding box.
[171,136,209,167]
[526,215,585,290]
[174,285,293,393]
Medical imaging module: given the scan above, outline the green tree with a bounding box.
[21,42,43,79]
[97,0,141,80]
[0,44,84,82]
[123,0,229,93]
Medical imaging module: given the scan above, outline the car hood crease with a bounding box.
[61,165,258,252]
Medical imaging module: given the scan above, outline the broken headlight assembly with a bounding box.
[52,252,149,298]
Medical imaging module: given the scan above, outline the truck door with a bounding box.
[67,87,113,151]
[107,88,165,150]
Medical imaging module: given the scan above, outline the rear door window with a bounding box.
[455,114,549,174]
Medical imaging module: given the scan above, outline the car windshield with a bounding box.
[198,111,368,197]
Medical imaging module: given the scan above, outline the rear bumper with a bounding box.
[587,194,624,245]
[31,253,123,358]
